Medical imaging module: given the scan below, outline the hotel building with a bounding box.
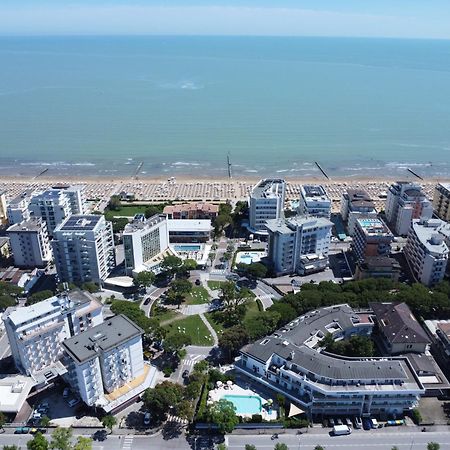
[266,216,333,276]
[249,179,286,233]
[7,218,52,268]
[52,215,115,285]
[298,185,331,219]
[340,189,377,236]
[352,217,394,262]
[404,219,449,287]
[6,190,34,226]
[433,183,450,222]
[0,191,7,226]
[3,290,103,376]
[385,182,432,236]
[163,202,219,220]
[236,304,424,419]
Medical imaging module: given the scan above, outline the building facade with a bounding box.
[3,290,103,376]
[7,218,52,268]
[340,189,377,236]
[123,214,170,275]
[385,182,433,236]
[249,179,286,233]
[167,218,212,243]
[6,190,34,226]
[355,256,401,281]
[266,216,333,276]
[433,183,450,222]
[0,191,7,226]
[298,185,331,218]
[236,304,424,419]
[163,202,219,220]
[63,315,144,407]
[52,215,115,285]
[352,217,394,262]
[404,219,449,286]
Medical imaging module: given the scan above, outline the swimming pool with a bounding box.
[173,244,201,252]
[222,394,262,415]
[235,251,265,265]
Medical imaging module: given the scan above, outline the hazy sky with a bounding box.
[1,0,450,39]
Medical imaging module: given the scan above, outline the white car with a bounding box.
[143,412,151,426]
[67,398,80,408]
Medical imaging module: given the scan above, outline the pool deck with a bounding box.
[235,250,267,265]
[208,384,277,420]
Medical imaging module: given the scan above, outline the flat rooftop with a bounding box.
[167,218,211,232]
[58,214,103,231]
[123,214,165,234]
[63,314,143,364]
[251,179,285,199]
[412,219,449,255]
[301,185,329,201]
[357,218,392,236]
[266,216,333,234]
[7,218,43,233]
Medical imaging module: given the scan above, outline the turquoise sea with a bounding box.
[1,36,450,179]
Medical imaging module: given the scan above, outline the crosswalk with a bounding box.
[183,354,204,368]
[167,414,188,425]
[121,435,133,450]
[210,269,227,275]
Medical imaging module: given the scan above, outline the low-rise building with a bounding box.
[352,217,394,262]
[385,182,433,236]
[404,218,449,286]
[0,236,11,260]
[63,314,147,410]
[163,202,219,220]
[340,189,377,236]
[167,218,212,243]
[249,179,286,233]
[52,215,115,285]
[371,302,431,355]
[433,182,450,222]
[355,256,401,281]
[298,185,331,218]
[7,218,52,268]
[3,290,103,376]
[266,216,333,276]
[236,304,424,419]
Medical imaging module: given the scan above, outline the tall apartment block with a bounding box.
[3,290,103,376]
[352,217,394,262]
[28,185,86,236]
[0,191,7,226]
[340,189,377,236]
[6,190,34,225]
[52,215,115,285]
[63,315,144,407]
[433,183,450,222]
[6,218,52,268]
[123,214,170,275]
[404,219,449,286]
[385,181,433,236]
[249,179,286,233]
[266,216,333,276]
[298,185,331,218]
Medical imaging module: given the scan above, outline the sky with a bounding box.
[1,0,450,39]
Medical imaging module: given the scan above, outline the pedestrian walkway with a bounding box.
[179,303,210,316]
[166,414,188,425]
[210,269,227,275]
[121,435,134,450]
[254,292,273,310]
[183,354,204,368]
[199,313,218,346]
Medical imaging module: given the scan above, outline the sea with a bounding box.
[1,35,450,180]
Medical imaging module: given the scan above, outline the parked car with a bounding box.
[328,418,335,427]
[344,418,352,427]
[32,412,42,420]
[92,429,107,441]
[362,418,373,430]
[195,279,201,286]
[333,425,351,436]
[30,428,47,434]
[67,398,80,408]
[63,387,70,398]
[335,418,343,426]
[386,419,405,427]
[354,417,362,429]
[15,427,30,434]
[143,412,151,426]
[182,369,190,378]
[143,297,151,305]
[371,418,380,429]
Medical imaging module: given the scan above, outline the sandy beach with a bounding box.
[1,174,447,213]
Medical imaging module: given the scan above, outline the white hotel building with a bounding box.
[298,185,331,219]
[404,218,449,287]
[385,181,433,236]
[249,179,286,233]
[63,315,146,410]
[266,216,333,276]
[236,305,424,419]
[3,290,103,377]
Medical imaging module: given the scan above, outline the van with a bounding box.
[333,425,351,436]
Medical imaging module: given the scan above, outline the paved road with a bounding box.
[2,429,450,450]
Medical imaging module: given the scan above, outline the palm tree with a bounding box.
[101,414,117,434]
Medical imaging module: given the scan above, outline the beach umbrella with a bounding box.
[216,381,223,387]
[226,380,233,386]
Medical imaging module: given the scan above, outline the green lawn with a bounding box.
[162,314,213,346]
[243,299,262,321]
[104,205,150,220]
[185,286,210,305]
[207,280,226,291]
[150,304,180,323]
[204,312,225,336]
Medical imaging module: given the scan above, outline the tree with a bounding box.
[427,444,440,450]
[144,205,164,218]
[27,432,49,450]
[40,415,51,428]
[176,399,194,421]
[314,446,325,450]
[217,445,227,450]
[143,381,184,420]
[160,255,183,275]
[182,258,197,272]
[28,290,54,305]
[80,282,99,293]
[163,332,192,355]
[207,399,239,434]
[220,281,247,314]
[49,427,72,450]
[101,415,117,433]
[3,446,20,450]
[242,262,268,279]
[167,278,193,308]
[108,195,121,211]
[73,436,93,450]
[411,408,422,425]
[245,446,257,450]
[391,447,399,450]
[218,325,249,361]
[134,271,155,289]
[208,252,216,266]
[274,444,288,450]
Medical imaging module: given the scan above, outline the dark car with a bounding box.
[195,279,201,286]
[143,297,151,305]
[93,430,107,441]
[362,418,372,430]
[182,369,190,378]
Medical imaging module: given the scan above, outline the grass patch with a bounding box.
[185,286,210,305]
[243,299,261,321]
[207,280,226,291]
[150,304,180,323]
[162,314,213,346]
[204,312,225,336]
[104,205,149,220]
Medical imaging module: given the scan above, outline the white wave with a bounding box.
[244,169,258,173]
[20,161,95,167]
[276,169,289,173]
[172,161,201,166]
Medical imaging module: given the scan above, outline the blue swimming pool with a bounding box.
[222,394,262,415]
[173,244,201,252]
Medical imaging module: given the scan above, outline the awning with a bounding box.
[288,403,306,417]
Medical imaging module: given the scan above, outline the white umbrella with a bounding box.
[226,380,233,386]
[216,380,223,387]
